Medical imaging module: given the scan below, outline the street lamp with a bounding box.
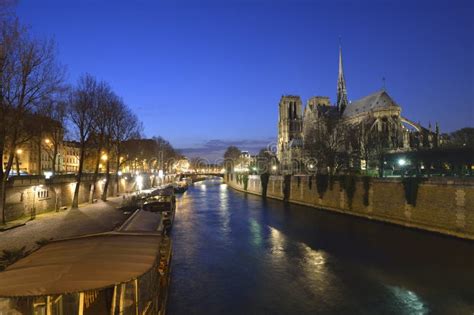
[398,158,406,166]
[32,185,43,220]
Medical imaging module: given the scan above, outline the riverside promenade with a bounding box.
[0,196,132,252]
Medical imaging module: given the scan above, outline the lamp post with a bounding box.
[31,185,42,220]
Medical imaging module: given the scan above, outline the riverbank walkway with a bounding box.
[0,196,132,252]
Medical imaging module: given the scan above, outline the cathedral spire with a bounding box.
[337,41,349,114]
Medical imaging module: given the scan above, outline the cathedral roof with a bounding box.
[343,90,399,117]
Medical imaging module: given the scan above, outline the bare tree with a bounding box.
[360,116,398,177]
[67,74,98,209]
[0,19,64,222]
[37,95,67,175]
[100,93,120,201]
[223,146,241,173]
[111,99,140,195]
[304,117,350,175]
[88,81,114,203]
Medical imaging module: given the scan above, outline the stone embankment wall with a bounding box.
[4,173,176,222]
[226,173,474,240]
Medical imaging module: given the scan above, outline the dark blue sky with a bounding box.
[18,0,473,160]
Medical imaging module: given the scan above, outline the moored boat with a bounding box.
[0,228,172,315]
[173,181,188,194]
[142,188,176,234]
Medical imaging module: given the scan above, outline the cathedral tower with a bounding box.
[277,96,303,169]
[337,44,349,114]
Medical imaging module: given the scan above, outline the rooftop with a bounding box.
[0,233,161,297]
[343,90,399,117]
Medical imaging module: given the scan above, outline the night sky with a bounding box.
[17,0,473,160]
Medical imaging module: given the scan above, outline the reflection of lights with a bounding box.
[387,286,427,314]
[398,158,406,166]
[102,178,107,183]
[118,171,123,176]
[44,171,53,179]
[249,218,262,247]
[270,226,285,257]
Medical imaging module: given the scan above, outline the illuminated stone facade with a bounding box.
[277,46,439,173]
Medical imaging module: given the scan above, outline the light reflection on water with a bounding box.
[169,178,474,315]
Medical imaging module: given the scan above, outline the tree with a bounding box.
[446,128,474,149]
[88,81,115,203]
[153,136,181,172]
[0,18,64,223]
[255,149,276,174]
[223,146,241,172]
[111,99,140,195]
[37,97,67,175]
[67,74,98,209]
[102,96,141,200]
[189,156,207,172]
[304,116,352,175]
[224,146,241,160]
[360,116,403,177]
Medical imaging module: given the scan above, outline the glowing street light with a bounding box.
[398,158,407,166]
[16,149,23,155]
[271,165,277,171]
[44,139,51,144]
[101,154,108,161]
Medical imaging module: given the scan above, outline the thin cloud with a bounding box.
[178,137,276,162]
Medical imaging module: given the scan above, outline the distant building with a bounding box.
[2,115,64,175]
[277,45,439,173]
[62,141,81,173]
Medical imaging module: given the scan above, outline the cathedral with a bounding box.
[277,45,439,174]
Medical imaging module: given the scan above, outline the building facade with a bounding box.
[277,45,439,173]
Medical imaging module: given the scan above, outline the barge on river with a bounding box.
[0,207,172,315]
[142,187,176,234]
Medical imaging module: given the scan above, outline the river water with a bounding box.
[168,178,474,314]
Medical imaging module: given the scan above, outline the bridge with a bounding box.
[177,173,224,181]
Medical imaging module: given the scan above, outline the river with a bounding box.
[168,178,474,314]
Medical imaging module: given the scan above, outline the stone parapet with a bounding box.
[226,174,474,241]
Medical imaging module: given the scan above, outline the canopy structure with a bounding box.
[0,233,161,297]
[118,209,162,232]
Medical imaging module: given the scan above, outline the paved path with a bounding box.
[0,196,132,252]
